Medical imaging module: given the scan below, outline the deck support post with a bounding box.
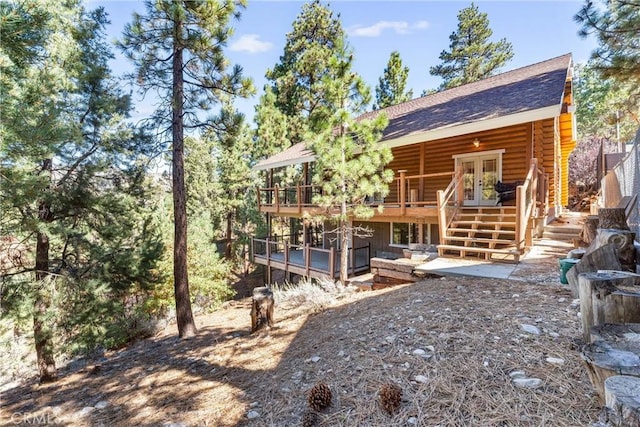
[399,170,407,216]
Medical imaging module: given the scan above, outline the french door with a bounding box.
[454,151,503,206]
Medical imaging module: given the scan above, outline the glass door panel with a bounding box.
[462,160,476,204]
[480,157,498,205]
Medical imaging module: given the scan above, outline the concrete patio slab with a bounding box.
[414,257,518,279]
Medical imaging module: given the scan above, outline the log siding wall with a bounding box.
[387,122,557,203]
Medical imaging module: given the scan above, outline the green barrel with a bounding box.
[558,258,580,285]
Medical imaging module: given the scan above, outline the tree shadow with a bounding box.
[1,277,600,426]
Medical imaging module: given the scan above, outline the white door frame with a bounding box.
[452,149,505,206]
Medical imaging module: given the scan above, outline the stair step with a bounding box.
[438,244,520,254]
[455,213,517,221]
[443,236,515,245]
[451,220,516,227]
[544,225,582,233]
[437,244,521,262]
[459,206,516,212]
[542,231,580,241]
[447,228,516,236]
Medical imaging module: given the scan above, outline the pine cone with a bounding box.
[301,410,319,427]
[379,383,402,414]
[308,382,332,411]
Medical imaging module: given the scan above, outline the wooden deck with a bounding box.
[251,238,371,280]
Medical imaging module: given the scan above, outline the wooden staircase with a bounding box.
[437,206,523,263]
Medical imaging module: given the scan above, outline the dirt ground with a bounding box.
[1,249,603,427]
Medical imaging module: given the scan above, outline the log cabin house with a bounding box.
[251,54,576,281]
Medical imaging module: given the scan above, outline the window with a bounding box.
[390,223,432,247]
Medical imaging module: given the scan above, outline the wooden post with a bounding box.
[266,238,271,284]
[251,286,274,332]
[350,245,355,276]
[284,242,289,278]
[578,271,640,343]
[305,244,310,276]
[274,184,280,213]
[399,170,407,216]
[329,246,336,279]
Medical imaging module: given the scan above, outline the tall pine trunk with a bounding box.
[34,159,56,382]
[339,218,349,285]
[172,19,196,338]
[225,211,233,259]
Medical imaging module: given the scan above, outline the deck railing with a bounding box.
[251,235,370,279]
[257,170,455,214]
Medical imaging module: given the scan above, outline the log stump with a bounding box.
[566,244,622,299]
[251,286,274,332]
[578,271,640,343]
[579,215,599,245]
[604,375,640,427]
[581,323,640,403]
[591,229,637,272]
[598,207,630,230]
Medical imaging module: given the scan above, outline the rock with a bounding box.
[77,407,95,417]
[509,370,527,379]
[309,356,321,363]
[385,335,396,343]
[412,349,426,356]
[558,298,566,303]
[94,400,109,409]
[407,416,417,425]
[247,410,260,419]
[513,378,543,389]
[414,375,429,383]
[425,345,435,352]
[546,357,565,366]
[521,324,541,335]
[548,332,560,338]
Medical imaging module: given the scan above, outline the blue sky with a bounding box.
[91,0,598,123]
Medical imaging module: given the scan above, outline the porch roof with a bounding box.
[254,53,572,171]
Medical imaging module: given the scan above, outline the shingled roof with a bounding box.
[254,53,572,170]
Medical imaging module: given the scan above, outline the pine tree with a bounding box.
[575,0,640,87]
[1,1,163,381]
[429,2,514,90]
[307,41,393,284]
[575,0,640,105]
[260,0,346,146]
[119,0,253,338]
[374,51,413,109]
[574,61,638,143]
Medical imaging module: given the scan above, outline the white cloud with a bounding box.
[348,20,430,38]
[229,34,273,54]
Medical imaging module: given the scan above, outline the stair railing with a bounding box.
[436,165,464,245]
[515,158,544,251]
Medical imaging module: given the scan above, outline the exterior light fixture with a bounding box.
[473,138,480,148]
